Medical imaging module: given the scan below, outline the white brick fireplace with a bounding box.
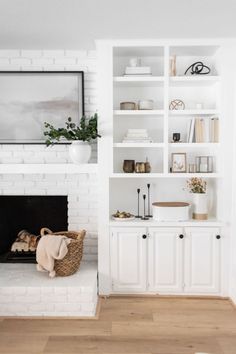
[0,48,99,317]
[0,168,99,317]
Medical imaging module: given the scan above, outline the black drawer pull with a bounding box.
[179,234,184,239]
[142,234,147,239]
[216,235,221,239]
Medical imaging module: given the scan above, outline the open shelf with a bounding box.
[114,143,164,148]
[114,109,164,116]
[109,218,222,227]
[113,76,164,87]
[169,109,219,116]
[110,173,220,179]
[169,143,220,148]
[169,76,220,87]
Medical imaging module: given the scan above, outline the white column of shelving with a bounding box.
[163,45,170,174]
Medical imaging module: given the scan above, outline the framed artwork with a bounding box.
[171,153,187,173]
[0,71,84,144]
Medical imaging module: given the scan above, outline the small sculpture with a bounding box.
[141,194,149,220]
[146,184,152,218]
[169,99,185,110]
[184,61,211,75]
[135,188,142,219]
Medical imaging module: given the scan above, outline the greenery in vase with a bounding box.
[44,113,101,146]
[187,178,207,194]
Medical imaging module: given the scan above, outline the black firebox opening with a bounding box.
[0,196,68,263]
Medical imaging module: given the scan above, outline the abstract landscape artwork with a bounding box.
[0,72,84,143]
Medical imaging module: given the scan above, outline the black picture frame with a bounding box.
[0,71,84,144]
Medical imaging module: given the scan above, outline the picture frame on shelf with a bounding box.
[0,71,84,144]
[171,153,187,173]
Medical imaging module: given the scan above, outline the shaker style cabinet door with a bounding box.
[184,227,221,294]
[148,227,184,293]
[110,227,147,293]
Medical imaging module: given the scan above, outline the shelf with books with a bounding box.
[169,76,220,87]
[187,117,219,144]
[169,109,219,116]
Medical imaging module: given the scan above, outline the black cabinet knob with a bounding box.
[179,234,184,239]
[216,235,221,239]
[142,234,147,239]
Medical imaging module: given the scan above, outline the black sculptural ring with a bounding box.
[184,61,211,75]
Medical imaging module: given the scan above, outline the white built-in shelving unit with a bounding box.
[110,42,222,220]
[97,39,232,296]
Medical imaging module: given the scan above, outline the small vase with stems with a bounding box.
[187,178,208,220]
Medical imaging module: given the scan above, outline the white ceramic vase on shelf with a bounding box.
[69,141,91,164]
[192,193,208,220]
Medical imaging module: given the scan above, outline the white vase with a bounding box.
[192,193,208,220]
[69,141,91,164]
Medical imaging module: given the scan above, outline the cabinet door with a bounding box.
[184,227,221,294]
[111,227,147,293]
[148,227,184,293]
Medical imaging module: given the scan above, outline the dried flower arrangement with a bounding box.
[187,178,206,194]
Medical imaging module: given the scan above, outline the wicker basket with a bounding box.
[40,227,86,277]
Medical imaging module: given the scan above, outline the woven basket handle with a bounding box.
[40,227,53,236]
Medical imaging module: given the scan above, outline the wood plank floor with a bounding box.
[0,297,236,354]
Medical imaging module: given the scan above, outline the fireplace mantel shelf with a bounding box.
[0,163,98,174]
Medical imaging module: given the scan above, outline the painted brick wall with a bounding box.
[0,50,98,260]
[0,49,98,163]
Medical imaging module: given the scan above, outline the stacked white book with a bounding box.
[124,66,152,76]
[187,117,219,143]
[123,129,153,143]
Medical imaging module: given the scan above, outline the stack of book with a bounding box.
[187,117,219,143]
[122,129,153,143]
[124,66,152,76]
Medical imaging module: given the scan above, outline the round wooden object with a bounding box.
[169,99,185,110]
[152,202,190,207]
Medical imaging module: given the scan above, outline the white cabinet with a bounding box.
[184,227,221,294]
[111,227,147,293]
[110,226,221,295]
[148,227,184,293]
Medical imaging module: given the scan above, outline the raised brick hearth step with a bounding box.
[0,261,98,317]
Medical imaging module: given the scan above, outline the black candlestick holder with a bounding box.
[146,183,152,218]
[135,188,142,218]
[141,194,149,220]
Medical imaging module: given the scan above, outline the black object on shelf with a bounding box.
[135,188,142,218]
[184,61,211,75]
[146,183,152,218]
[141,194,149,220]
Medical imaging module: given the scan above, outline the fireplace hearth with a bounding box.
[0,196,68,263]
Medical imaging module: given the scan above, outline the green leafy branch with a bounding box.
[44,113,101,146]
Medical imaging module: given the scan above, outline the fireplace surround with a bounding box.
[0,172,98,317]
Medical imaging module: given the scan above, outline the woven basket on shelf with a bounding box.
[40,227,86,277]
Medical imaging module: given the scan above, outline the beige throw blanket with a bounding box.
[36,235,71,278]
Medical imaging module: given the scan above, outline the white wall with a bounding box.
[1,0,236,49]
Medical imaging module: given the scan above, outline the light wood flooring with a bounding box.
[0,297,236,353]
